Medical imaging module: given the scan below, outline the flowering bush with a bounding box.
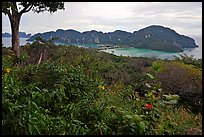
[5,67,11,73]
[2,44,201,135]
[144,103,154,110]
[98,85,105,90]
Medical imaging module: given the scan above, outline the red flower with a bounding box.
[144,103,153,110]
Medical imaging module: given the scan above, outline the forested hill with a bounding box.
[2,32,31,38]
[27,25,198,52]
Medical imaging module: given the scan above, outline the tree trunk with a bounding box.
[9,13,21,57]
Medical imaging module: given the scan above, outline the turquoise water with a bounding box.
[101,47,181,60]
[101,35,202,60]
[2,35,202,60]
[101,44,202,60]
[71,43,102,49]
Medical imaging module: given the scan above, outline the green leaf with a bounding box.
[158,88,162,92]
[147,91,153,97]
[10,77,14,86]
[34,124,41,135]
[163,100,178,105]
[162,95,172,100]
[76,127,81,135]
[31,101,39,111]
[145,83,151,88]
[28,124,33,135]
[139,115,146,118]
[138,121,146,131]
[124,115,133,119]
[133,115,142,121]
[35,86,42,92]
[146,73,154,79]
[169,94,179,100]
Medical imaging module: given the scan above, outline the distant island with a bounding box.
[2,32,31,38]
[27,25,198,52]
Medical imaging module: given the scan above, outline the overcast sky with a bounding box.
[2,2,202,36]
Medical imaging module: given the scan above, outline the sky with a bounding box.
[2,2,202,37]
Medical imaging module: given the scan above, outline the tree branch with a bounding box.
[2,9,12,21]
[2,8,10,14]
[19,3,33,14]
[24,5,33,13]
[37,52,43,66]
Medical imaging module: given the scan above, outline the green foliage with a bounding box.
[2,2,65,14]
[30,2,65,13]
[33,36,59,45]
[151,61,161,72]
[34,36,46,43]
[132,39,183,52]
[2,43,202,135]
[173,54,202,69]
[2,62,101,135]
[2,2,65,56]
[154,61,202,113]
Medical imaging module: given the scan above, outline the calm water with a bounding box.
[101,48,181,60]
[182,35,202,59]
[2,35,202,60]
[1,37,101,49]
[102,35,202,60]
[2,37,31,47]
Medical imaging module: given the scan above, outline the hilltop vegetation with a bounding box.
[2,41,202,135]
[27,25,198,52]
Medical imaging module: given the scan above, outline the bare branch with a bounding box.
[37,52,43,66]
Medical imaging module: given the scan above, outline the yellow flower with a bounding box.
[152,94,160,100]
[98,85,105,90]
[5,68,11,73]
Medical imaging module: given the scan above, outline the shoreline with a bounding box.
[2,37,202,59]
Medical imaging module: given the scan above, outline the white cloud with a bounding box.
[2,2,202,36]
[80,2,138,20]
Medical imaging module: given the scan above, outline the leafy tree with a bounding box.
[2,2,65,56]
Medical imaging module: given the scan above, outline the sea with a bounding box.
[2,35,202,60]
[101,35,202,60]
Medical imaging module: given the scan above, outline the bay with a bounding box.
[2,35,202,60]
[101,48,181,60]
[2,37,32,47]
[101,35,202,60]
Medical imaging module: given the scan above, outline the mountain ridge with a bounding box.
[25,25,200,52]
[2,32,31,38]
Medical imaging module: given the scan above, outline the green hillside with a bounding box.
[27,25,198,52]
[2,41,202,135]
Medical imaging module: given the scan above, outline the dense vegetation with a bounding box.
[2,41,202,135]
[27,25,198,52]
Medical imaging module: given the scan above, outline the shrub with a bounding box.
[2,43,202,135]
[155,61,202,113]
